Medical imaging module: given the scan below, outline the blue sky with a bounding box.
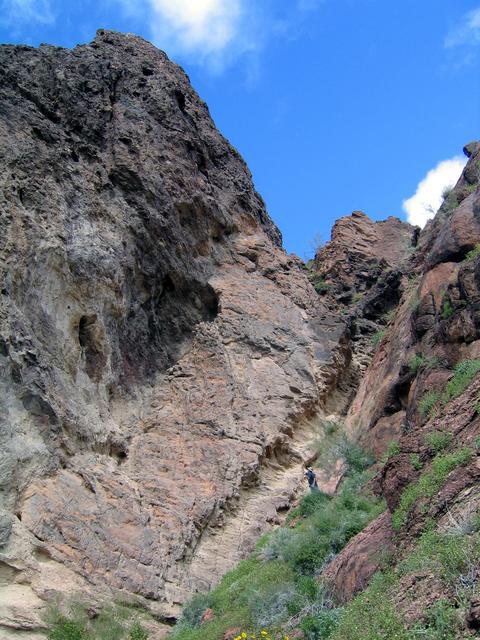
[1,1,479,257]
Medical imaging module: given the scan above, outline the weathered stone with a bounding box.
[0,30,349,626]
[321,511,393,603]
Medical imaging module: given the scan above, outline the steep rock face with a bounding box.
[325,143,480,618]
[309,212,417,413]
[0,31,347,635]
[313,211,417,306]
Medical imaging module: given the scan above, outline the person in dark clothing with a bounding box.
[304,466,319,492]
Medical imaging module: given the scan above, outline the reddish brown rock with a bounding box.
[321,511,393,603]
[200,608,215,625]
[0,30,351,632]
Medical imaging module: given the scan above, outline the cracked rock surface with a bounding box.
[0,31,347,635]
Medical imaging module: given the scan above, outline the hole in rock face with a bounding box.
[78,315,107,382]
[174,89,186,112]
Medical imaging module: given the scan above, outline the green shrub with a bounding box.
[441,297,454,319]
[441,191,459,216]
[313,278,330,294]
[420,599,460,640]
[262,528,297,561]
[409,453,423,471]
[398,527,480,588]
[297,491,331,518]
[47,617,88,640]
[465,244,480,261]
[392,448,473,531]
[408,354,424,374]
[418,391,440,418]
[46,603,149,640]
[337,438,375,474]
[176,593,212,629]
[383,440,400,461]
[248,582,298,628]
[314,429,374,478]
[301,608,343,639]
[424,430,452,452]
[329,572,411,640]
[443,359,480,404]
[409,293,420,313]
[129,622,149,640]
[371,328,387,347]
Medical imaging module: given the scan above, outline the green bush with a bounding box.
[329,572,411,640]
[441,297,454,319]
[392,448,473,531]
[339,440,375,473]
[262,528,297,561]
[409,453,423,471]
[420,599,460,640]
[408,354,424,374]
[129,622,149,640]
[383,440,400,461]
[399,527,480,585]
[465,244,480,261]
[424,430,452,452]
[176,593,212,629]
[313,278,330,294]
[314,428,374,479]
[301,609,343,639]
[47,617,88,640]
[443,359,480,404]
[371,328,387,347]
[297,491,331,518]
[409,354,440,374]
[46,603,149,640]
[418,391,440,418]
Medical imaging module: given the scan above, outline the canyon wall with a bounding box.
[1,26,464,639]
[0,30,363,638]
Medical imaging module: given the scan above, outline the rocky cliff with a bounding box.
[0,30,373,638]
[319,142,480,634]
[1,27,473,640]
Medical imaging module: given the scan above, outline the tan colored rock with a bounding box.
[0,30,349,629]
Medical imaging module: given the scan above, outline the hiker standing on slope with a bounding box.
[304,466,319,492]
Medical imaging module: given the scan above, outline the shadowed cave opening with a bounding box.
[116,274,219,388]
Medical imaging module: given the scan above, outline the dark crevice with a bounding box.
[78,315,107,382]
[174,89,186,112]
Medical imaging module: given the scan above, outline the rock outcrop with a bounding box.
[322,142,480,621]
[0,30,351,636]
[308,212,417,413]
[1,25,474,640]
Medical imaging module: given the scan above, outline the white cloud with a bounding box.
[116,0,325,72]
[0,0,54,25]
[117,0,259,70]
[150,0,241,55]
[402,156,466,228]
[445,6,480,48]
